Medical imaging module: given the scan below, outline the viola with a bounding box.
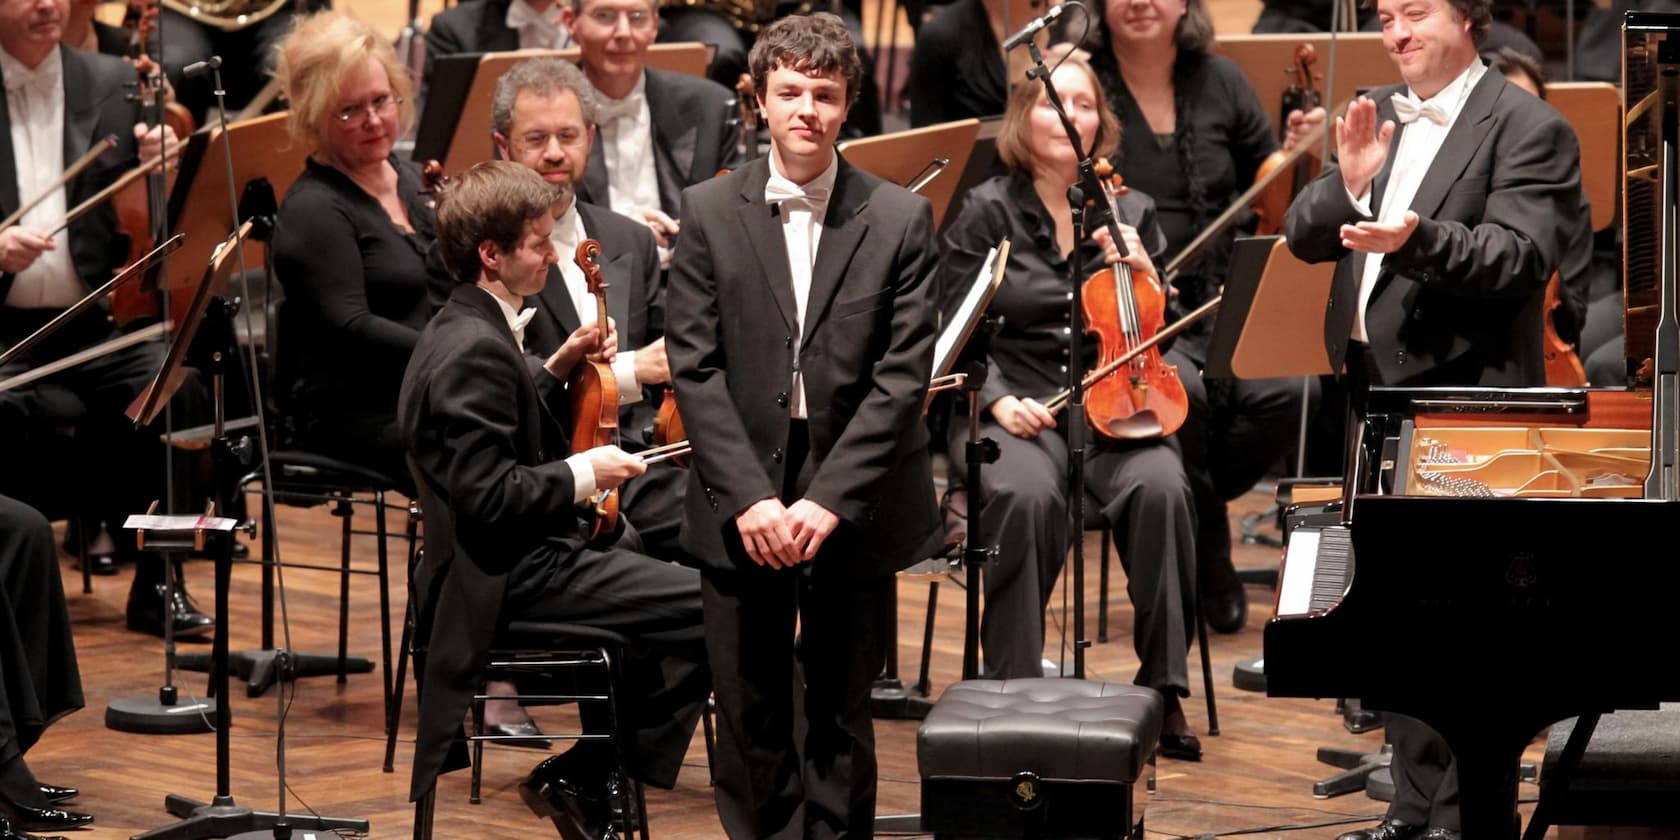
[568,239,622,539]
[1081,160,1188,440]
[1251,44,1323,237]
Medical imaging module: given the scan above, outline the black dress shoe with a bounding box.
[34,785,75,804]
[517,764,610,840]
[0,804,93,833]
[486,721,553,750]
[1419,830,1460,840]
[126,582,215,638]
[0,817,65,840]
[1158,731,1203,762]
[1335,818,1424,840]
[76,553,118,576]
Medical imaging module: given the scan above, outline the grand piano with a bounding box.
[1263,13,1680,839]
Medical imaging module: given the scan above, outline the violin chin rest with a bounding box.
[1104,413,1163,440]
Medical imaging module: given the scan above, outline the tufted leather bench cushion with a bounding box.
[916,679,1163,838]
[919,678,1163,783]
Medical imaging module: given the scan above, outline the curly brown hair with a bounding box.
[748,13,863,109]
[434,161,557,284]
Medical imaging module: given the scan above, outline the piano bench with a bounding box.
[1541,707,1680,830]
[917,678,1162,839]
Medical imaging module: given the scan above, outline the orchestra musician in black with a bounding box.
[665,14,940,837]
[0,0,205,638]
[402,160,709,840]
[272,12,449,490]
[1282,0,1585,834]
[491,57,685,561]
[936,54,1203,762]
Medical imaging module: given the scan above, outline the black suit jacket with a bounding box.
[0,46,140,306]
[667,156,942,578]
[400,283,586,799]
[421,0,519,103]
[577,68,743,218]
[1284,68,1584,388]
[524,201,665,444]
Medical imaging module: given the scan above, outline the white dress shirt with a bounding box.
[1347,59,1487,343]
[504,0,570,50]
[2,46,79,310]
[479,285,598,504]
[765,152,838,420]
[596,75,662,229]
[548,200,642,405]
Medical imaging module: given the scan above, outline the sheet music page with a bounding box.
[933,242,1006,377]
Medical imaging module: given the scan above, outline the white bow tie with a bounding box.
[505,1,558,30]
[764,175,830,209]
[511,306,537,347]
[1391,92,1448,126]
[4,59,58,96]
[596,92,644,126]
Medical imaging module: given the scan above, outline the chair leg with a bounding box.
[1098,528,1112,644]
[337,498,353,683]
[385,602,411,773]
[412,784,435,840]
[376,491,395,742]
[470,693,485,805]
[76,519,92,595]
[1195,593,1219,736]
[701,695,717,785]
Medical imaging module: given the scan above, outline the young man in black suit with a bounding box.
[1283,0,1585,835]
[0,0,211,639]
[666,14,941,838]
[402,160,709,840]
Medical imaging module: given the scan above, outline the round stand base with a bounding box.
[1232,657,1267,693]
[106,693,218,734]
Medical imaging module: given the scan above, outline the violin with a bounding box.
[1251,44,1323,237]
[569,239,622,540]
[109,0,194,327]
[1080,160,1188,440]
[1543,273,1588,386]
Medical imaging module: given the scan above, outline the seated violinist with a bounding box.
[936,55,1202,761]
[490,58,683,559]
[403,160,709,840]
[0,0,210,638]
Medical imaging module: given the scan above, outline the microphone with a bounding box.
[1001,3,1069,51]
[183,56,222,79]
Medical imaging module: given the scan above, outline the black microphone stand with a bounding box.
[133,57,369,840]
[1022,39,1119,679]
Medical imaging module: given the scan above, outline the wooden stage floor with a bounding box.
[35,487,1547,839]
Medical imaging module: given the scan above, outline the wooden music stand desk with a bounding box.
[167,112,308,288]
[419,43,714,174]
[838,118,982,233]
[1205,235,1338,380]
[1549,82,1619,233]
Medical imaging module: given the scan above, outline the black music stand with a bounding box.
[127,223,369,840]
[871,240,1010,721]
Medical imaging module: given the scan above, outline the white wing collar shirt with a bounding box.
[504,0,570,50]
[764,151,838,420]
[1347,58,1487,343]
[479,284,599,503]
[1,44,79,310]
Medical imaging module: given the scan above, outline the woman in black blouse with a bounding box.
[273,12,443,485]
[1083,0,1322,634]
[940,56,1202,761]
